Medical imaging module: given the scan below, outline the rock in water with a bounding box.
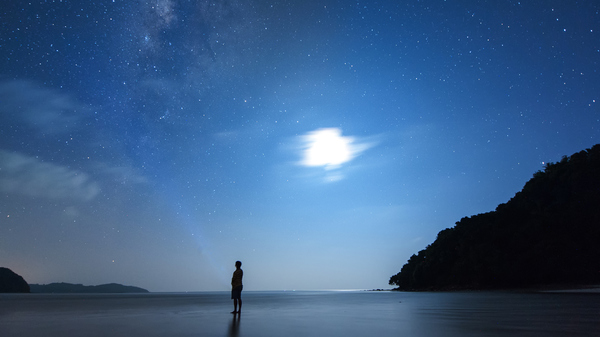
[0,267,30,293]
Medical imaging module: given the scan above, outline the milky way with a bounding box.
[0,1,598,291]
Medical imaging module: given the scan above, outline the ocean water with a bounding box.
[1,290,599,336]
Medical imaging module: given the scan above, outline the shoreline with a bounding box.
[391,284,600,293]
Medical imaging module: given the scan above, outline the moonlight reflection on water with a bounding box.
[1,291,599,337]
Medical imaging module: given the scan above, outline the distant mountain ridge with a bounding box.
[390,144,600,290]
[29,282,149,293]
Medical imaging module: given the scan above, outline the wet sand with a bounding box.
[1,291,599,337]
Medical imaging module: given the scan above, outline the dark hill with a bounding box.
[389,144,600,290]
[0,267,30,293]
[29,282,149,293]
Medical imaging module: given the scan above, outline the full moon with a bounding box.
[302,128,353,169]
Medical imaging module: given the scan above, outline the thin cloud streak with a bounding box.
[0,80,85,135]
[0,150,100,201]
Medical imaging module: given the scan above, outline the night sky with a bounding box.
[1,0,599,292]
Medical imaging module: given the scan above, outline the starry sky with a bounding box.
[1,0,598,292]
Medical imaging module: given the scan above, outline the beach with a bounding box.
[1,291,599,336]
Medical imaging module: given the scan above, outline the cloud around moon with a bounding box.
[298,128,375,171]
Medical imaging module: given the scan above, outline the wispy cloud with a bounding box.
[0,80,147,198]
[0,150,100,201]
[94,163,148,186]
[0,80,85,134]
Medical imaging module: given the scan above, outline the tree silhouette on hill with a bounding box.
[390,144,600,290]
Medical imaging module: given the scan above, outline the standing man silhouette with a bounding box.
[231,261,243,314]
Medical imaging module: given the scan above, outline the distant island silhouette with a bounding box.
[29,283,149,293]
[0,267,30,293]
[390,144,600,291]
[0,267,148,293]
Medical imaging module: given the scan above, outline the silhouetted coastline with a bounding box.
[1,266,149,293]
[0,267,30,293]
[390,144,600,291]
[29,282,149,293]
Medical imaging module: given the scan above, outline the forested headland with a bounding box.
[0,267,30,293]
[390,144,600,290]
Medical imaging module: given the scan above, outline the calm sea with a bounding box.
[1,290,598,336]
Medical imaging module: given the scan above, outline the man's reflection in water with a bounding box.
[228,312,240,337]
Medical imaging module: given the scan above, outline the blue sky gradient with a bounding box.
[1,0,599,291]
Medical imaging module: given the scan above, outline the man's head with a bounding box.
[235,261,242,268]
